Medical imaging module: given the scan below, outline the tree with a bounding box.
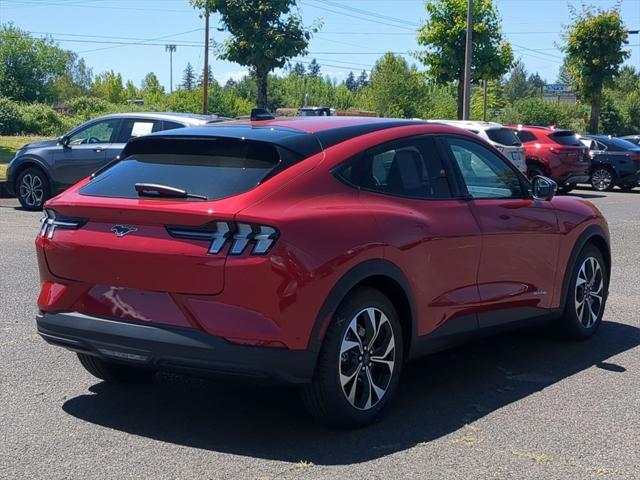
[198,64,214,86]
[363,53,427,118]
[0,24,72,102]
[504,60,530,104]
[141,72,165,95]
[189,0,316,108]
[91,71,125,104]
[307,58,321,78]
[344,71,357,91]
[416,0,513,119]
[291,62,306,77]
[562,6,630,133]
[356,70,368,89]
[124,80,138,100]
[527,73,545,95]
[182,62,196,90]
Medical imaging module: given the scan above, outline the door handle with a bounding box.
[93,147,103,153]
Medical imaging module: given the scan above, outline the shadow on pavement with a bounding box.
[62,320,639,465]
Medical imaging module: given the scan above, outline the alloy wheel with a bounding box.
[591,169,613,191]
[19,173,44,208]
[574,256,604,328]
[338,307,396,411]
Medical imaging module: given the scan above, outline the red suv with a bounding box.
[35,116,610,427]
[508,125,591,193]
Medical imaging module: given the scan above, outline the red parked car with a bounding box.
[36,115,610,427]
[507,125,591,193]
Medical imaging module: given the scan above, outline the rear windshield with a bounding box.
[485,128,521,146]
[549,131,581,146]
[606,137,640,151]
[80,138,298,201]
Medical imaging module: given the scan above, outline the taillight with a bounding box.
[39,209,86,239]
[166,221,279,256]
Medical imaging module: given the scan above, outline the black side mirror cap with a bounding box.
[531,175,557,201]
[57,135,70,148]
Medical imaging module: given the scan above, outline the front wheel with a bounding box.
[560,245,608,339]
[301,287,403,428]
[16,167,50,210]
[590,168,615,191]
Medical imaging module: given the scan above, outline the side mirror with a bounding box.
[57,135,70,148]
[531,175,557,201]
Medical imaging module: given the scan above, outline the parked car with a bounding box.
[579,135,640,191]
[36,116,610,427]
[507,125,591,193]
[620,134,640,146]
[5,112,225,210]
[430,120,527,173]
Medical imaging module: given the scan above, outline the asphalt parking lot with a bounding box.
[1,188,639,480]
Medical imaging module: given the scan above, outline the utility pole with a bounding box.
[482,79,488,121]
[462,0,473,120]
[165,44,176,94]
[629,30,639,69]
[202,11,210,115]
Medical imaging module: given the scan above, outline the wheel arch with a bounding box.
[308,259,417,358]
[526,158,548,175]
[12,157,53,190]
[559,225,611,312]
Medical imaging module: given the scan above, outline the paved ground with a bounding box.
[1,188,639,480]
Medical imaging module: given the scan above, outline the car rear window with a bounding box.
[485,128,522,146]
[607,137,640,151]
[549,131,581,146]
[80,138,300,201]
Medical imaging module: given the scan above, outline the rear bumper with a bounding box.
[36,312,317,385]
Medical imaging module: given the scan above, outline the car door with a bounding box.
[106,118,166,163]
[53,118,121,187]
[441,135,560,328]
[337,135,483,338]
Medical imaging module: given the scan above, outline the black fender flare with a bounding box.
[11,157,53,190]
[559,224,611,312]
[307,259,417,353]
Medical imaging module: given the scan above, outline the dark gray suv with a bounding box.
[5,112,223,210]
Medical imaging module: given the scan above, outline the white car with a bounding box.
[429,120,527,174]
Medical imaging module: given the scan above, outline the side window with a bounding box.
[514,130,536,143]
[115,119,163,143]
[68,119,119,145]
[446,137,524,199]
[338,136,453,199]
[161,120,186,131]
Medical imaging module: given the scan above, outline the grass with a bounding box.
[0,135,47,181]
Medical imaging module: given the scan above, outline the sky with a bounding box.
[1,0,639,91]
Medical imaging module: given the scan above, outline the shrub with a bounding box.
[0,96,22,134]
[67,96,118,121]
[498,97,584,131]
[19,103,75,136]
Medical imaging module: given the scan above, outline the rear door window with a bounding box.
[549,131,581,146]
[513,130,536,143]
[80,138,299,201]
[486,128,522,146]
[115,118,163,143]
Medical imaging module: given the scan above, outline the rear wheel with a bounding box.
[301,287,403,428]
[560,245,608,339]
[590,167,615,191]
[77,353,155,383]
[16,167,50,211]
[619,184,636,192]
[527,165,546,181]
[558,184,574,194]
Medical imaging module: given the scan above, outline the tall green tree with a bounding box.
[344,71,357,91]
[91,71,125,104]
[504,60,530,104]
[307,58,321,78]
[356,70,368,89]
[182,62,196,90]
[0,24,72,102]
[416,0,513,119]
[141,72,165,95]
[562,6,629,133]
[189,0,316,108]
[291,62,306,77]
[363,53,426,118]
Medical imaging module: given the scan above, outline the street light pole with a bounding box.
[202,11,210,115]
[165,44,176,94]
[462,0,473,120]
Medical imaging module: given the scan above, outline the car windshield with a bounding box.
[485,128,522,146]
[80,138,299,201]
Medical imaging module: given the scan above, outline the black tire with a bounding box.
[619,184,636,192]
[527,165,546,181]
[560,244,608,339]
[16,167,50,211]
[77,353,155,383]
[590,167,615,192]
[301,287,404,428]
[558,184,574,194]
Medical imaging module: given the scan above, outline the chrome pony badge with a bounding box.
[111,225,138,237]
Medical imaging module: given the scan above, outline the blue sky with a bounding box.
[1,0,639,90]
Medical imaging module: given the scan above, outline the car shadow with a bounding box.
[62,320,639,465]
[567,191,608,199]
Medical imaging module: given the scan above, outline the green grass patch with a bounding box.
[0,135,47,181]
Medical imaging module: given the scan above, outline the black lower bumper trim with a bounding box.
[37,312,317,385]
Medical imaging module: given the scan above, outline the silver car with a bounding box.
[5,112,226,210]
